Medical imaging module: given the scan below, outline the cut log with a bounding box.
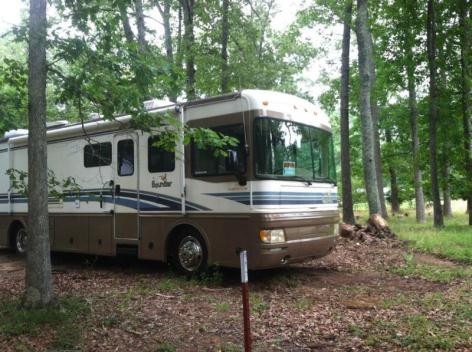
[339,224,355,238]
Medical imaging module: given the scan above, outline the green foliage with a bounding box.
[6,168,81,201]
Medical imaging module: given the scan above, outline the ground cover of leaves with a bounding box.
[0,237,470,351]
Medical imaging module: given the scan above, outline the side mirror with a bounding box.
[226,149,247,186]
[226,150,238,172]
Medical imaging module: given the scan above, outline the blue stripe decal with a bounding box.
[1,189,210,212]
[205,192,338,205]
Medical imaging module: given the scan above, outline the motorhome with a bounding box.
[0,90,339,274]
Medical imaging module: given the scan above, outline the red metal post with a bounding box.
[240,250,251,352]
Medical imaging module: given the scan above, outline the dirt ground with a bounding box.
[0,238,470,351]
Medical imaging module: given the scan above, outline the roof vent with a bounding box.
[144,99,173,111]
[4,129,28,139]
[46,120,69,129]
[89,113,101,121]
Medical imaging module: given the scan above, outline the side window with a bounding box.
[192,124,246,176]
[148,136,175,172]
[84,142,112,167]
[118,139,134,176]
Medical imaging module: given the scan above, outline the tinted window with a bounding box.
[118,139,134,176]
[148,136,175,172]
[192,124,246,176]
[84,142,112,167]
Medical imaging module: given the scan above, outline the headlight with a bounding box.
[259,229,286,244]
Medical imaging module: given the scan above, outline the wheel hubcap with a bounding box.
[178,236,203,272]
[16,229,27,253]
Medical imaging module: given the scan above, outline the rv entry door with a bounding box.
[113,132,139,240]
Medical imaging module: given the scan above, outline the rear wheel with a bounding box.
[14,227,27,254]
[171,229,207,275]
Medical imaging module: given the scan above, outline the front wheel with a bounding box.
[14,227,27,254]
[171,229,208,275]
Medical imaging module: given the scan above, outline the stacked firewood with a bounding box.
[339,214,396,242]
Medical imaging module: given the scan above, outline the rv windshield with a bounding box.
[254,117,336,183]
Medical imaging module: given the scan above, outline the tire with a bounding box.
[170,228,208,275]
[14,227,27,254]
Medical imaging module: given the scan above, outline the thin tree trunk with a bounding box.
[459,0,472,225]
[442,159,452,216]
[157,0,177,102]
[181,0,196,100]
[26,0,53,306]
[366,15,387,219]
[340,0,355,224]
[176,3,183,71]
[371,104,388,218]
[135,0,147,52]
[426,0,444,227]
[385,130,400,213]
[119,2,135,44]
[356,0,381,215]
[220,0,230,93]
[404,6,426,222]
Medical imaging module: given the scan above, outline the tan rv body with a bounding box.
[0,90,339,270]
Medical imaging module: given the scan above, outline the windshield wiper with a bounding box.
[285,175,312,186]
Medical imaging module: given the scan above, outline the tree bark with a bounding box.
[442,158,452,216]
[371,104,388,218]
[385,130,400,213]
[157,0,178,102]
[368,29,387,218]
[403,3,426,222]
[180,0,196,100]
[426,0,444,227]
[176,3,183,71]
[220,0,230,94]
[339,0,355,224]
[458,0,472,225]
[356,0,381,215]
[119,2,135,44]
[26,0,53,306]
[135,0,147,52]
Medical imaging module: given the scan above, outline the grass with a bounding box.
[366,285,472,351]
[0,296,90,349]
[389,212,472,264]
[391,252,472,283]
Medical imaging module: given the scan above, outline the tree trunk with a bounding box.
[220,0,230,94]
[404,6,426,222]
[371,104,388,218]
[26,0,53,307]
[442,159,452,216]
[339,0,355,224]
[119,2,135,44]
[176,3,183,71]
[356,0,381,215]
[135,0,147,52]
[366,14,387,219]
[458,0,472,225]
[385,130,400,214]
[181,0,196,100]
[426,0,444,227]
[157,0,178,102]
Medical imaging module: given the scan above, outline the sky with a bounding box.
[0,0,342,104]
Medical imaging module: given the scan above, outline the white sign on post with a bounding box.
[240,250,248,283]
